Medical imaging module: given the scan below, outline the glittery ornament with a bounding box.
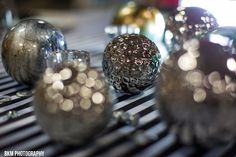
[34,50,111,145]
[156,38,236,147]
[164,7,218,53]
[1,19,67,86]
[103,33,161,94]
[111,1,165,43]
[205,26,236,52]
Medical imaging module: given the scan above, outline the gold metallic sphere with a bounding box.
[112,1,165,42]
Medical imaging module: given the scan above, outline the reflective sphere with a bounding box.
[164,7,218,53]
[112,1,165,43]
[1,19,67,86]
[103,34,161,94]
[34,52,111,145]
[205,26,236,52]
[156,39,236,147]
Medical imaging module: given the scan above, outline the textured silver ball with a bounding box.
[1,19,67,86]
[164,7,218,53]
[103,34,161,94]
[156,39,236,147]
[34,59,111,145]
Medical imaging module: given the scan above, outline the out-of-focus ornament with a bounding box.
[156,38,236,147]
[111,1,165,43]
[164,7,218,53]
[1,19,67,86]
[34,50,112,145]
[205,26,236,52]
[103,33,161,94]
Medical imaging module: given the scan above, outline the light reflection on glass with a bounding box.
[227,58,236,72]
[181,0,236,26]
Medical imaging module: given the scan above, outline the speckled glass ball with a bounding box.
[1,19,67,86]
[205,26,236,52]
[164,7,218,53]
[112,1,165,43]
[34,51,111,145]
[103,33,161,94]
[156,39,236,147]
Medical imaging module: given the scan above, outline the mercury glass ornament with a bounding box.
[34,50,112,145]
[103,33,161,94]
[156,38,236,147]
[1,19,67,86]
[111,1,165,43]
[164,7,218,53]
[205,26,236,52]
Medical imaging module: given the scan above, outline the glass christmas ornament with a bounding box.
[34,50,112,145]
[164,7,218,53]
[156,38,236,147]
[1,19,67,86]
[111,1,165,43]
[103,33,161,94]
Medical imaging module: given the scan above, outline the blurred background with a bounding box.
[0,0,236,72]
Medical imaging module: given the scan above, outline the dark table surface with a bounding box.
[0,9,236,157]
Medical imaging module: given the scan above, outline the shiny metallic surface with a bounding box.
[0,95,11,104]
[164,7,218,53]
[113,110,139,126]
[7,110,18,120]
[156,39,236,147]
[34,51,112,145]
[112,1,165,43]
[205,26,236,52]
[103,33,161,94]
[1,19,67,86]
[16,89,34,97]
[46,50,90,69]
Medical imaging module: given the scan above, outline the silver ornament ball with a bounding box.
[164,7,218,53]
[1,19,67,86]
[103,33,161,94]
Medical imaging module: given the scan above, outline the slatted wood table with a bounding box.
[0,9,236,157]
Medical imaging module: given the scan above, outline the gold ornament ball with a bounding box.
[112,1,165,43]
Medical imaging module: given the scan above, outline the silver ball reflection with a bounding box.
[156,39,236,147]
[1,19,67,86]
[103,33,161,94]
[205,26,236,52]
[34,61,112,145]
[164,7,218,53]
